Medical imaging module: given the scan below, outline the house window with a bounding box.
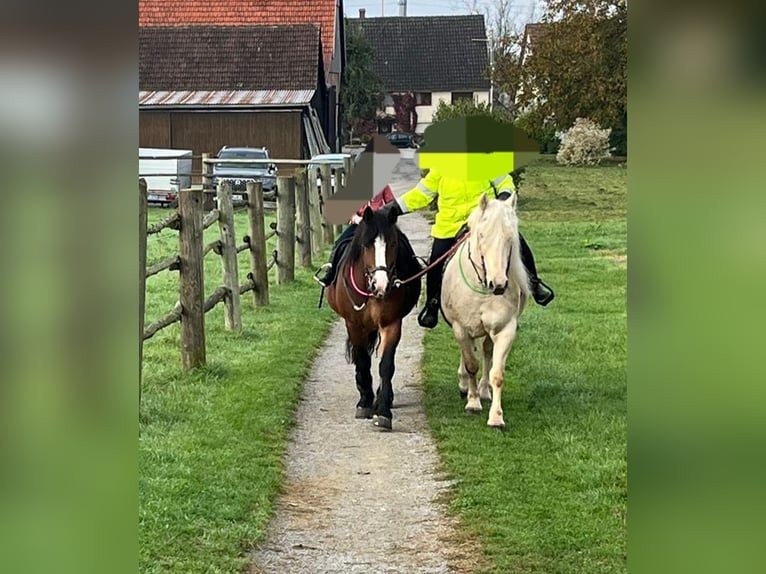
[452,92,474,104]
[382,94,394,108]
[415,92,432,106]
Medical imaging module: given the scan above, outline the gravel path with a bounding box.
[250,156,481,574]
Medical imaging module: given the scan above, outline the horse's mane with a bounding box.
[348,211,399,263]
[469,197,531,299]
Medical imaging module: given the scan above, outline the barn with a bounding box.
[139,24,331,171]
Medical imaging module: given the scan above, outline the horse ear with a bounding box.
[509,190,518,210]
[479,193,489,212]
[386,204,399,224]
[362,205,374,223]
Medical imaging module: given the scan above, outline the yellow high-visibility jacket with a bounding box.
[395,170,515,239]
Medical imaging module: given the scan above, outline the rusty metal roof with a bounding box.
[139,89,315,107]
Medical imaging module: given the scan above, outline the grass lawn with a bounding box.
[139,207,336,573]
[422,157,627,573]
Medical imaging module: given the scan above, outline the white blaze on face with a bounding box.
[373,235,389,295]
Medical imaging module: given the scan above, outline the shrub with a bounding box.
[431,99,506,125]
[556,118,612,166]
[514,113,561,154]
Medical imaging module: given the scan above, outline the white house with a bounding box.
[350,13,491,135]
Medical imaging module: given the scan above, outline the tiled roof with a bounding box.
[139,25,321,91]
[349,15,490,92]
[138,0,338,71]
[520,23,551,64]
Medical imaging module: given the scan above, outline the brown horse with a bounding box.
[326,206,422,430]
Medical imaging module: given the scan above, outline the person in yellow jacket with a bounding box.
[378,117,554,328]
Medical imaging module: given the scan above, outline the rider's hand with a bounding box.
[349,214,363,224]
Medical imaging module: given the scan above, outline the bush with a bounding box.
[514,113,561,154]
[556,118,612,166]
[431,99,506,125]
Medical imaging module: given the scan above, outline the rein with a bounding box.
[392,231,471,288]
[337,226,476,311]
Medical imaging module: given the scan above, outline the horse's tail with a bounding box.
[345,331,380,364]
[369,331,380,356]
[345,338,353,364]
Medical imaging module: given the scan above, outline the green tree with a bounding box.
[341,21,384,141]
[494,0,627,153]
[431,98,507,125]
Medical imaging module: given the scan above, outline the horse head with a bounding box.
[349,205,400,299]
[467,192,521,296]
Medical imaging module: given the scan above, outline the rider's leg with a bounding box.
[316,224,358,286]
[518,232,554,306]
[418,237,456,328]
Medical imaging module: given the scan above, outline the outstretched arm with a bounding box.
[394,170,441,214]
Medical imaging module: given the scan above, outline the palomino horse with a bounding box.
[326,206,422,430]
[441,192,531,430]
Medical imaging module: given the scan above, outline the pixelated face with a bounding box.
[416,116,540,180]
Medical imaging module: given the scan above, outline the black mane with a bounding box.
[348,211,399,263]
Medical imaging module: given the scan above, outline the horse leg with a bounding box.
[458,353,469,400]
[486,321,518,430]
[452,326,481,414]
[351,337,374,419]
[372,321,401,431]
[478,336,493,401]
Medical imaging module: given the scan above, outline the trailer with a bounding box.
[139,148,193,206]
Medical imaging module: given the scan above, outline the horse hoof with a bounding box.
[459,390,468,400]
[355,407,373,419]
[488,422,506,431]
[372,415,392,431]
[465,406,482,415]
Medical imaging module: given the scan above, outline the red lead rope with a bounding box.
[393,231,471,288]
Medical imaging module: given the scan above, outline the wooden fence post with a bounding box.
[246,181,269,306]
[294,169,312,268]
[178,187,206,370]
[343,156,354,180]
[308,166,324,259]
[333,166,345,237]
[202,153,215,211]
[139,179,148,405]
[319,163,334,245]
[276,176,296,284]
[217,181,242,332]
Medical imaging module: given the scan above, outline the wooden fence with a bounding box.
[139,156,354,387]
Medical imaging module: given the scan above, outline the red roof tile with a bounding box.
[139,0,339,70]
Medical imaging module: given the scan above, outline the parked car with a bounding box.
[386,132,418,149]
[213,146,278,199]
[308,153,352,192]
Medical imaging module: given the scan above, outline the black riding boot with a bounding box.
[418,237,456,328]
[315,224,358,287]
[519,233,554,306]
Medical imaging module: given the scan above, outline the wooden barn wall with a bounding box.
[139,110,304,177]
[139,112,171,148]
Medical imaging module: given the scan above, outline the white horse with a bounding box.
[441,192,531,430]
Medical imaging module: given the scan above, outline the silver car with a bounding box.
[213,146,278,198]
[308,153,353,193]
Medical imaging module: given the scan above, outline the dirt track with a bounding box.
[250,156,480,574]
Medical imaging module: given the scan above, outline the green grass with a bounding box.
[140,208,335,573]
[422,157,627,573]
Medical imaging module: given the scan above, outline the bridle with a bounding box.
[343,250,398,312]
[464,231,512,294]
